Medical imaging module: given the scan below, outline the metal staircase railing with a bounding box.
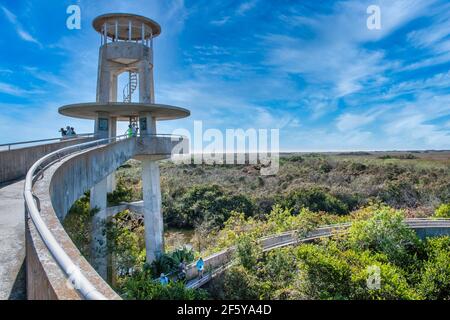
[122,71,138,103]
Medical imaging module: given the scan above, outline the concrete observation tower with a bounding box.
[58,13,190,277]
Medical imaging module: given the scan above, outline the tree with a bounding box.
[222,265,260,300]
[348,205,421,267]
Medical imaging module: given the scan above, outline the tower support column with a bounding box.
[139,112,156,136]
[107,116,117,193]
[142,158,164,263]
[90,177,108,279]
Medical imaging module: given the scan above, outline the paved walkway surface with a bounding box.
[0,180,26,300]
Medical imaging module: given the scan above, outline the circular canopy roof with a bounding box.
[59,103,190,121]
[93,13,161,40]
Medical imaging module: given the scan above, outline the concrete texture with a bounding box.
[50,140,137,221]
[90,177,108,279]
[0,180,26,300]
[58,102,190,121]
[25,134,188,299]
[0,137,93,184]
[28,146,122,300]
[92,13,161,39]
[142,159,164,263]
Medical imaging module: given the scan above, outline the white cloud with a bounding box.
[0,82,44,96]
[336,113,376,132]
[211,16,230,26]
[262,0,435,99]
[210,0,258,26]
[236,0,258,16]
[1,5,41,46]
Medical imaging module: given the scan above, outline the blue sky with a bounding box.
[0,0,449,151]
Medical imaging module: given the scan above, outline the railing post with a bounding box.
[128,20,132,41]
[103,22,107,45]
[115,20,118,42]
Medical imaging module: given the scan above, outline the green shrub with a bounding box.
[279,187,349,215]
[296,244,352,299]
[234,236,261,271]
[286,155,304,163]
[257,248,298,295]
[107,178,133,206]
[222,265,260,300]
[434,203,450,218]
[150,247,195,277]
[106,210,145,277]
[348,205,421,267]
[418,237,450,299]
[167,185,254,229]
[63,193,97,259]
[380,180,420,208]
[350,262,421,300]
[122,266,208,300]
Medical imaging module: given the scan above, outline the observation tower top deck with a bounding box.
[92,13,161,41]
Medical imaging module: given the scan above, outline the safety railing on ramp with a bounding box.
[24,133,186,300]
[0,133,94,151]
[24,134,131,300]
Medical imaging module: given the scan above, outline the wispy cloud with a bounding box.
[236,0,258,16]
[210,0,259,26]
[0,82,44,96]
[210,16,231,26]
[0,0,449,150]
[1,5,41,47]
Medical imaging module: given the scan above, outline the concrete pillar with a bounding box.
[106,174,116,193]
[138,61,154,103]
[139,112,156,136]
[111,75,118,102]
[94,112,110,139]
[142,159,164,263]
[90,177,108,279]
[107,116,117,193]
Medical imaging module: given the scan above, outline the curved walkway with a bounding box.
[0,180,26,299]
[184,218,450,289]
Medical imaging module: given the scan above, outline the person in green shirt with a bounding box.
[126,125,133,138]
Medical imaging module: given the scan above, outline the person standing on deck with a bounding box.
[126,125,133,138]
[159,273,169,285]
[196,257,204,278]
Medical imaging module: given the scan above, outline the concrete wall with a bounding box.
[26,140,137,300]
[0,137,93,184]
[50,139,137,221]
[26,135,188,299]
[134,136,188,160]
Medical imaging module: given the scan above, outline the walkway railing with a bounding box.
[24,134,131,300]
[24,133,186,300]
[0,133,94,151]
[185,218,450,289]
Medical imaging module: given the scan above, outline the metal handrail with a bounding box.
[0,133,94,151]
[24,133,186,300]
[24,134,129,300]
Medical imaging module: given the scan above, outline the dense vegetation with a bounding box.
[116,152,450,230]
[208,205,450,300]
[63,152,450,300]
